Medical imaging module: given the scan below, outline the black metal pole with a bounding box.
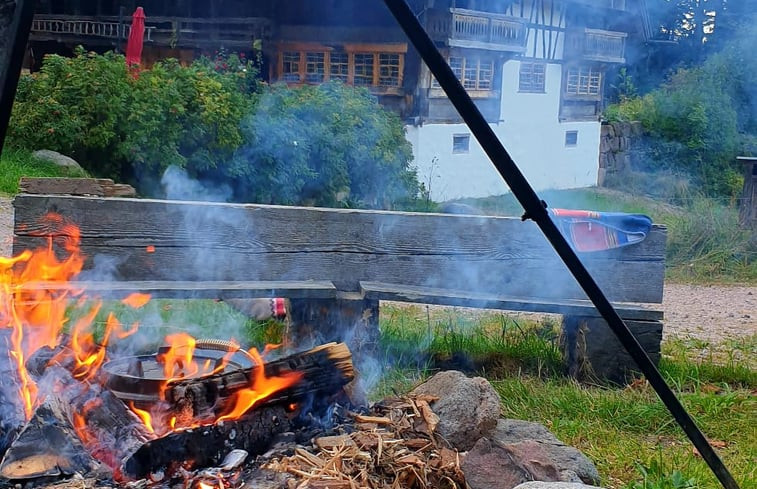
[0,0,36,159]
[381,1,739,488]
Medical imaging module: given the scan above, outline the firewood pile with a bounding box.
[265,395,466,489]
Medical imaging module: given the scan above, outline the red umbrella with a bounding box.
[125,7,145,68]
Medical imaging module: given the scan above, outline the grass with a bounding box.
[0,147,88,195]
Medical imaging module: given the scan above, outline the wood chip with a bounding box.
[353,415,392,425]
[416,400,439,434]
[306,480,352,489]
[315,435,356,450]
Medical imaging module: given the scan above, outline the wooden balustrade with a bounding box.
[426,8,526,52]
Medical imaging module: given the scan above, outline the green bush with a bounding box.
[604,34,755,199]
[227,82,418,208]
[8,48,258,184]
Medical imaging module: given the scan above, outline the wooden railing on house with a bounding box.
[30,14,273,48]
[426,8,527,52]
[566,28,626,63]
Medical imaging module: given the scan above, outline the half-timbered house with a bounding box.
[27,0,650,200]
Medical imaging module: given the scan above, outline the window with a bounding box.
[277,46,405,90]
[282,52,301,82]
[453,134,470,153]
[305,52,325,83]
[433,56,494,91]
[565,130,578,146]
[353,53,375,86]
[329,51,349,82]
[519,62,546,92]
[379,53,401,87]
[565,66,602,96]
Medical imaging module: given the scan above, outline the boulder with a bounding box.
[410,370,499,450]
[461,437,561,489]
[32,150,84,172]
[492,420,601,485]
[513,483,604,489]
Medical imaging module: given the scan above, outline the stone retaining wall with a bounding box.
[597,121,643,186]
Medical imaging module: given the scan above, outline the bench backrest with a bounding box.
[13,195,666,304]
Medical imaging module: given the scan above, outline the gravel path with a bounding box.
[1,196,754,346]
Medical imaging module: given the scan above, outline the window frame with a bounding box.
[452,133,471,154]
[432,55,495,94]
[276,42,406,94]
[564,65,602,98]
[518,61,546,93]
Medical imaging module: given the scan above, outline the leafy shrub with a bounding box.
[8,48,258,184]
[226,82,418,208]
[604,37,755,199]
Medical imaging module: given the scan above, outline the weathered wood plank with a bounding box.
[18,178,136,197]
[360,282,663,321]
[12,195,666,303]
[14,280,337,299]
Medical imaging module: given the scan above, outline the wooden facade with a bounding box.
[27,0,646,122]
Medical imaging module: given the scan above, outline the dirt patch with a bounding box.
[1,195,754,347]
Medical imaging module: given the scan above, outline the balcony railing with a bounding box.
[566,28,626,63]
[31,14,273,48]
[426,8,527,52]
[31,16,153,41]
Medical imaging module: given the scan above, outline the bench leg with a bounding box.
[286,298,380,358]
[561,316,663,385]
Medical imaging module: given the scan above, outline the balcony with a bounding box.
[565,28,626,63]
[426,8,527,53]
[567,0,629,12]
[30,14,273,48]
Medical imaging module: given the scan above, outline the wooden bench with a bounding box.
[12,193,666,384]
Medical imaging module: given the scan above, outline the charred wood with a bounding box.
[122,404,293,480]
[0,395,104,481]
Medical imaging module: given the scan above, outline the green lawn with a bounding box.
[0,148,88,195]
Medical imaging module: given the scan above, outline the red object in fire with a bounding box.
[125,7,145,68]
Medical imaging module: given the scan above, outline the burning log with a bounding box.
[122,404,293,480]
[0,367,155,482]
[164,342,355,422]
[0,395,104,480]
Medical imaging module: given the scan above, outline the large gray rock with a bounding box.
[32,150,84,172]
[411,370,500,450]
[461,437,562,489]
[513,483,604,489]
[492,420,601,485]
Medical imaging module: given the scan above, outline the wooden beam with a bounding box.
[360,281,663,321]
[13,195,666,303]
[14,280,338,299]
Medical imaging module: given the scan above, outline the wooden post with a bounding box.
[562,315,663,385]
[287,297,380,359]
[738,157,757,230]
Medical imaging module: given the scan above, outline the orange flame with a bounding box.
[129,402,154,433]
[1,215,87,418]
[217,346,302,422]
[122,292,151,309]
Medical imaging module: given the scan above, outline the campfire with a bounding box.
[0,214,467,489]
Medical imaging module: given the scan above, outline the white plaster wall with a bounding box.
[407,60,601,202]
